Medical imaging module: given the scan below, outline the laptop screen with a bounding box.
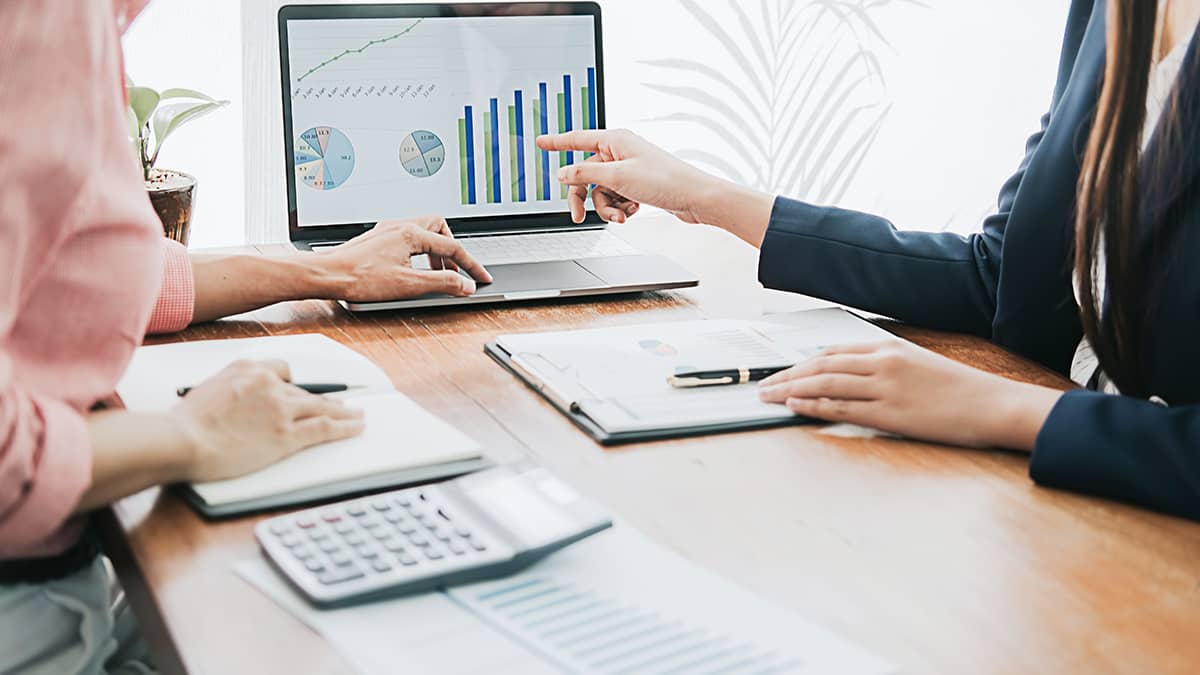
[280,4,603,234]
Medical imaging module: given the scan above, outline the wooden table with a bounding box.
[101,216,1200,675]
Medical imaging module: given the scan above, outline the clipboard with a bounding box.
[485,341,812,445]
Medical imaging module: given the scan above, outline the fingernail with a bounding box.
[462,277,477,294]
[558,168,569,181]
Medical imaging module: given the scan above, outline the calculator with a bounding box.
[255,463,612,608]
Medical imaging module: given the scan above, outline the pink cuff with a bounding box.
[146,238,195,335]
[0,397,92,559]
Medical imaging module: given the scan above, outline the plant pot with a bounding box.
[146,169,197,246]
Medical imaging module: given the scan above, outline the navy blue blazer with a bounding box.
[757,0,1200,521]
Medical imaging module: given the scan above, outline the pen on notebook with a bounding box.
[667,365,793,389]
[175,383,361,397]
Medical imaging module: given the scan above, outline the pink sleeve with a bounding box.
[0,0,116,557]
[0,385,92,558]
[146,238,196,335]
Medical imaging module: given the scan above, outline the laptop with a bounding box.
[278,2,699,311]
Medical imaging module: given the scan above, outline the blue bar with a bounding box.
[489,97,501,203]
[515,90,527,202]
[587,67,598,130]
[563,74,574,166]
[464,105,476,205]
[539,82,550,199]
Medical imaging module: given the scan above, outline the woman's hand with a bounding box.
[537,129,713,224]
[170,359,366,482]
[319,216,494,302]
[536,130,776,246]
[757,341,1064,450]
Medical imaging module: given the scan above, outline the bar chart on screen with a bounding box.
[457,68,599,206]
[285,14,599,227]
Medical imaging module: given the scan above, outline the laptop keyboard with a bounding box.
[313,230,641,268]
[459,230,640,266]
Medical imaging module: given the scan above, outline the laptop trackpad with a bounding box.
[476,262,604,297]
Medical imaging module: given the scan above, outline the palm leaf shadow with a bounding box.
[639,0,929,202]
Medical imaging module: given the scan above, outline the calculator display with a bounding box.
[463,473,580,547]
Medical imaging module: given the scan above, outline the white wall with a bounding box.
[122,0,1070,248]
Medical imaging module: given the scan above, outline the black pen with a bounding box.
[667,365,793,389]
[175,383,359,397]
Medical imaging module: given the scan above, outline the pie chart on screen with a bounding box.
[295,126,355,191]
[399,130,445,178]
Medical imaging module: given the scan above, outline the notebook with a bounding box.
[117,334,491,518]
[485,308,901,444]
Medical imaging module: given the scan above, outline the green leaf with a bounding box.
[159,87,217,102]
[150,100,229,165]
[127,86,160,129]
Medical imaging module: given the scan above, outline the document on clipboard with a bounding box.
[484,308,901,444]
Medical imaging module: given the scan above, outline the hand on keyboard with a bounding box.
[317,217,493,300]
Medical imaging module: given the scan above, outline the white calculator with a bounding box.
[255,464,612,607]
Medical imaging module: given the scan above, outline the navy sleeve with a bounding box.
[1031,391,1200,521]
[757,101,1060,337]
[758,198,1004,336]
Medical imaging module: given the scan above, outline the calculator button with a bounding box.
[320,541,341,554]
[470,540,488,552]
[395,495,413,507]
[269,522,291,536]
[383,539,407,553]
[295,517,317,530]
[321,511,342,523]
[347,504,368,517]
[416,514,434,527]
[356,545,380,559]
[384,511,406,524]
[304,559,325,573]
[454,526,472,538]
[447,540,466,556]
[371,528,393,542]
[398,553,419,566]
[292,545,316,560]
[319,566,364,585]
[371,499,392,512]
[408,533,430,547]
[280,533,303,548]
[433,528,453,542]
[334,522,355,535]
[344,531,366,546]
[309,529,332,542]
[397,522,418,535]
[424,549,445,561]
[372,559,393,573]
[362,519,386,532]
[330,551,353,567]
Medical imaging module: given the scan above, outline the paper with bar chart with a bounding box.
[286,15,598,227]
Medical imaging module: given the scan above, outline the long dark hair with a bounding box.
[1075,0,1165,397]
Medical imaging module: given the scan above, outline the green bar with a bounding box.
[484,112,495,204]
[508,105,519,202]
[533,100,545,200]
[458,118,469,205]
[558,93,568,198]
[581,86,593,159]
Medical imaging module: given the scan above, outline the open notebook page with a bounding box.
[117,334,481,507]
[192,391,481,507]
[117,333,394,412]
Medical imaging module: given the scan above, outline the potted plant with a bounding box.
[127,82,228,246]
